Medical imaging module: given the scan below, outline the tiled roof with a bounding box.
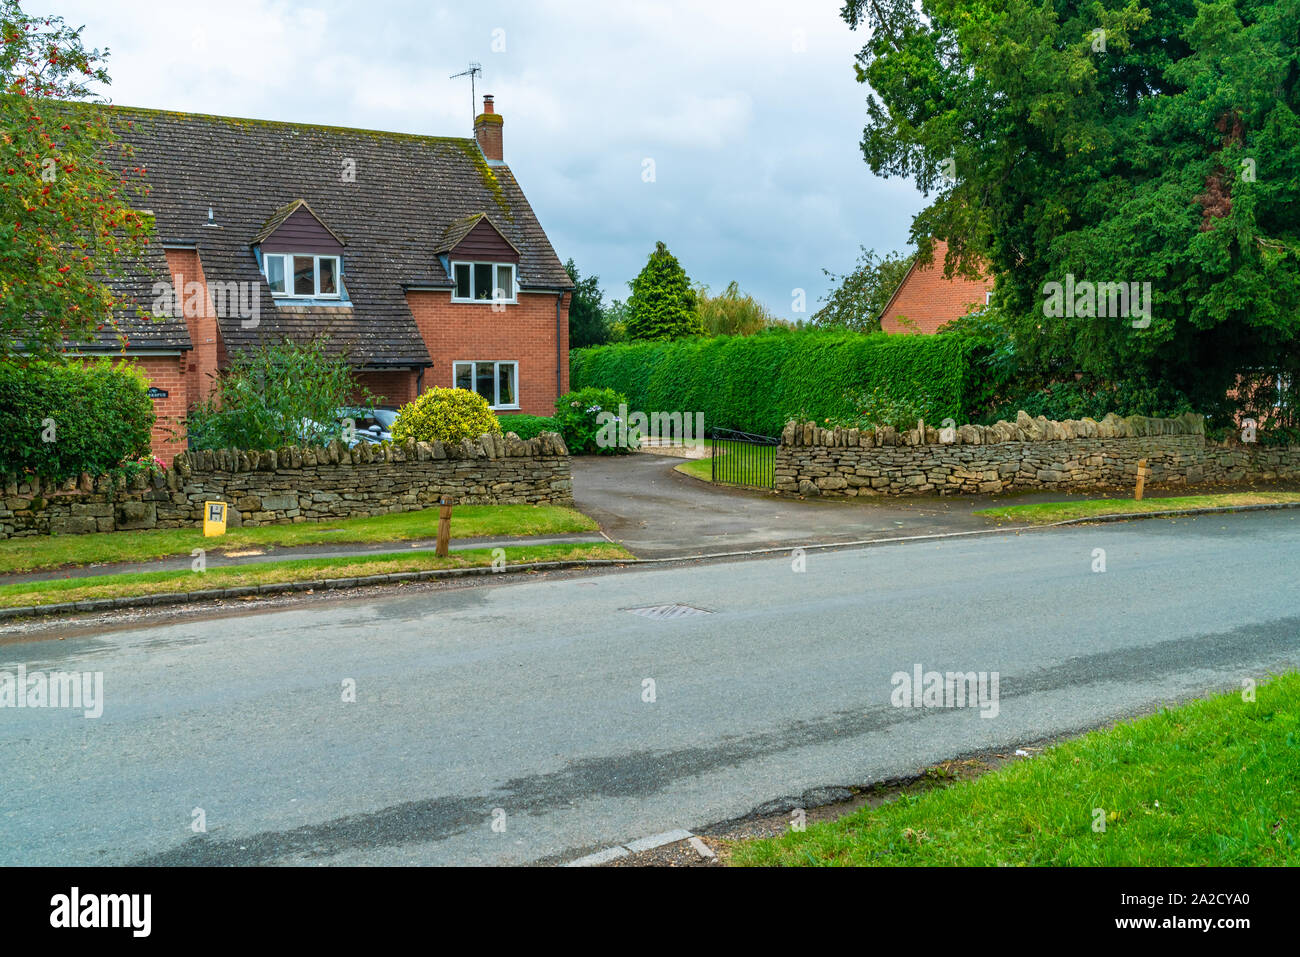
[78,104,572,363]
[99,243,194,351]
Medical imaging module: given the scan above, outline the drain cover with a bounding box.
[625,603,712,620]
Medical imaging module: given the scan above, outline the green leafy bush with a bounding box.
[983,380,1195,425]
[392,387,501,445]
[499,414,559,440]
[0,359,153,480]
[830,385,940,431]
[554,387,638,455]
[570,327,968,436]
[187,339,369,451]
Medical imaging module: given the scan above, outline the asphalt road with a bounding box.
[2,510,1298,866]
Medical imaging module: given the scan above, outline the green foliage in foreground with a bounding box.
[733,672,1300,866]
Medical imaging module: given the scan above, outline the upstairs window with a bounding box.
[263,253,341,298]
[452,262,515,303]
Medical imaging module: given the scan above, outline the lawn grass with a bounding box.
[0,505,599,575]
[975,491,1300,525]
[675,440,774,487]
[730,672,1300,866]
[0,542,633,609]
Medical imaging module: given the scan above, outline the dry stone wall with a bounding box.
[0,432,571,539]
[775,411,1300,496]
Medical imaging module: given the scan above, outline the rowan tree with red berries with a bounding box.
[1,0,152,363]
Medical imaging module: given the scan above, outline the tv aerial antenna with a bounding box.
[450,62,483,127]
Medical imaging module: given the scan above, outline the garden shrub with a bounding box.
[833,385,941,431]
[187,339,369,451]
[554,387,638,454]
[392,387,501,445]
[570,327,968,435]
[0,359,153,480]
[982,379,1196,425]
[499,414,559,440]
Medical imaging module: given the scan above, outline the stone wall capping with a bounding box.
[775,412,1294,499]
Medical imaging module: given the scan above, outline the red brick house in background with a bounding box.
[879,240,994,334]
[78,95,571,464]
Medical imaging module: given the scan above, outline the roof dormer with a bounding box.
[253,200,348,301]
[435,213,521,303]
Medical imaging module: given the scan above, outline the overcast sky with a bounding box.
[53,0,926,319]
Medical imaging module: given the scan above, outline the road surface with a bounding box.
[2,510,1297,865]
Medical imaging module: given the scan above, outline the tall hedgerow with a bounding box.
[570,327,969,436]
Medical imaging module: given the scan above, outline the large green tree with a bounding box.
[1,1,152,362]
[812,246,916,332]
[696,280,781,336]
[625,241,702,341]
[841,0,1300,417]
[564,257,609,348]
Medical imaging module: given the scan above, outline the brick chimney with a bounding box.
[474,94,503,162]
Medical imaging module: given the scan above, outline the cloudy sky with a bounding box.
[53,0,927,319]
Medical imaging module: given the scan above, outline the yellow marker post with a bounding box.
[203,501,229,537]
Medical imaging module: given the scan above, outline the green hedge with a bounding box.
[0,359,154,480]
[498,414,559,440]
[569,328,969,436]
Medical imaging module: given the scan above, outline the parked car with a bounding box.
[335,407,400,445]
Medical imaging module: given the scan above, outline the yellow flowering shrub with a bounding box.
[391,387,502,445]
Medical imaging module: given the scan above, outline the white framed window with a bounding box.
[262,253,342,298]
[451,261,516,303]
[453,360,518,409]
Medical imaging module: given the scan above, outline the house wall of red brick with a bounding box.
[162,248,222,407]
[134,354,189,466]
[406,289,570,417]
[881,240,994,335]
[353,370,420,408]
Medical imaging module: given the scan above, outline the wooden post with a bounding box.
[436,496,453,557]
[1134,459,1147,501]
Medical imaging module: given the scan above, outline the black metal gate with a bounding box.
[709,427,778,489]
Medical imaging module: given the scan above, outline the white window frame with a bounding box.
[453,360,519,410]
[450,261,516,304]
[262,252,343,299]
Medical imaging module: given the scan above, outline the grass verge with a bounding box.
[0,542,633,609]
[975,491,1300,525]
[730,673,1300,866]
[0,505,599,576]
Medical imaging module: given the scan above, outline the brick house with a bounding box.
[879,240,994,334]
[78,96,571,464]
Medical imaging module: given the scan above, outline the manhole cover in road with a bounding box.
[625,603,713,620]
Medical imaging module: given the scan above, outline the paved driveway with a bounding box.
[571,453,1006,558]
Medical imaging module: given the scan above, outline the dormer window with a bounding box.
[252,200,347,300]
[452,261,515,303]
[263,253,341,299]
